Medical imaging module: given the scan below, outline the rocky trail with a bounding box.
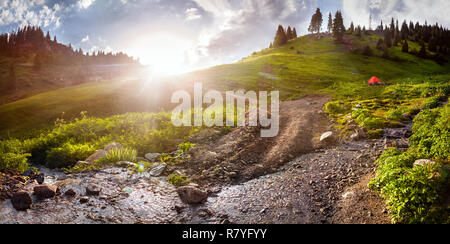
[0,96,414,224]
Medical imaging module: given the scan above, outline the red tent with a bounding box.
[368,76,381,85]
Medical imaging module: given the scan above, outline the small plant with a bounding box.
[168,174,190,187]
[97,147,137,165]
[177,142,196,154]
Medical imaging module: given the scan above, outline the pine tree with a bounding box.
[293,28,298,38]
[428,36,437,52]
[401,20,409,40]
[393,29,400,46]
[418,41,427,58]
[349,22,355,34]
[402,40,409,53]
[274,25,288,47]
[332,11,345,42]
[309,8,323,34]
[327,12,333,33]
[269,42,273,48]
[286,26,293,40]
[355,26,362,37]
[384,31,392,48]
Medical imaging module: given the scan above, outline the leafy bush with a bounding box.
[168,174,190,187]
[369,149,448,224]
[97,148,137,165]
[0,152,31,173]
[409,104,449,160]
[45,143,96,169]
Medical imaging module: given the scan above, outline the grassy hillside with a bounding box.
[187,33,450,100]
[1,32,449,138]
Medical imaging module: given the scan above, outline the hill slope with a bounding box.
[1,32,449,137]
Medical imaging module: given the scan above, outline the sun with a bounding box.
[126,33,194,77]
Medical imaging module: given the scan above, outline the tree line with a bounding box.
[0,25,138,68]
[273,7,449,61]
[271,25,298,48]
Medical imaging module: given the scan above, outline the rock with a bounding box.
[86,185,102,196]
[320,131,335,145]
[145,153,161,162]
[117,161,137,168]
[11,192,32,211]
[85,150,107,163]
[36,173,45,185]
[176,186,208,204]
[150,163,167,177]
[34,184,57,199]
[104,142,123,152]
[413,159,437,168]
[64,189,77,197]
[80,196,90,204]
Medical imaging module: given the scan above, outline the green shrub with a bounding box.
[177,142,196,154]
[0,152,31,173]
[409,104,449,160]
[45,143,96,169]
[369,149,448,224]
[168,174,190,187]
[353,109,384,130]
[97,147,137,165]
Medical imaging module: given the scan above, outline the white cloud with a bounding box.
[78,0,95,10]
[185,8,202,21]
[81,35,89,42]
[189,0,317,67]
[0,0,63,28]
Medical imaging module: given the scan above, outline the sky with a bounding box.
[1,0,450,75]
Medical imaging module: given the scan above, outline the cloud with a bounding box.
[78,0,95,9]
[185,8,202,21]
[342,0,450,28]
[0,0,64,28]
[190,0,318,67]
[81,35,89,42]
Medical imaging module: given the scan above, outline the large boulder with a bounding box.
[176,186,208,204]
[11,191,32,211]
[85,150,107,163]
[34,184,57,199]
